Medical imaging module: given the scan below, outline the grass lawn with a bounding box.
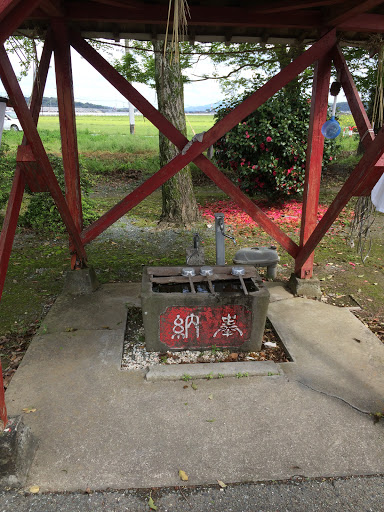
[0,113,383,385]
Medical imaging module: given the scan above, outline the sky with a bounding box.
[0,40,347,110]
[0,42,225,109]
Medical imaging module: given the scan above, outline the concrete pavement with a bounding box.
[4,281,384,495]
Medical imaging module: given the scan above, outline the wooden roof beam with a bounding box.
[54,3,320,28]
[0,0,42,44]
[253,0,343,15]
[326,0,384,26]
[0,0,22,22]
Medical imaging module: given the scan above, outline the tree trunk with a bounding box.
[153,40,200,226]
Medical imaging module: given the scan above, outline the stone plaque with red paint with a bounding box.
[159,305,251,349]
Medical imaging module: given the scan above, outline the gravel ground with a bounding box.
[0,476,383,511]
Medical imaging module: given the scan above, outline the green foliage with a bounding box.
[20,155,98,233]
[0,142,16,210]
[214,91,339,198]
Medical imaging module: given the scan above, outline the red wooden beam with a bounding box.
[0,0,42,45]
[192,156,299,257]
[52,19,83,239]
[69,31,299,254]
[64,2,320,28]
[332,45,374,145]
[327,0,384,26]
[0,0,21,21]
[17,31,53,193]
[255,0,343,14]
[0,45,87,261]
[70,28,336,152]
[0,169,25,301]
[0,33,53,300]
[340,13,384,32]
[295,52,332,278]
[72,30,336,254]
[25,29,53,127]
[296,124,384,268]
[332,45,384,195]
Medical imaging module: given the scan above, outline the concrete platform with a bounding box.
[4,282,384,492]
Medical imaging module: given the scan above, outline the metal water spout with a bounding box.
[214,213,236,265]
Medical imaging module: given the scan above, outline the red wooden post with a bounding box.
[0,45,87,262]
[52,20,82,232]
[295,52,332,278]
[52,20,83,268]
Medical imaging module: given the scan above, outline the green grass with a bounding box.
[2,114,215,154]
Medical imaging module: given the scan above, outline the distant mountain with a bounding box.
[24,96,129,111]
[335,101,351,114]
[185,101,222,113]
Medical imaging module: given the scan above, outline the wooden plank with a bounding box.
[52,19,83,235]
[66,2,319,28]
[16,146,47,192]
[295,53,332,278]
[0,0,42,45]
[0,45,87,261]
[295,124,384,268]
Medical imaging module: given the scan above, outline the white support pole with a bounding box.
[125,39,135,135]
[0,97,7,146]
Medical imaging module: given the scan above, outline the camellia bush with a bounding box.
[214,91,339,198]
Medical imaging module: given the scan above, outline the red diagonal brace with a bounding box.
[0,33,53,300]
[296,124,384,268]
[16,31,53,193]
[333,45,384,195]
[0,0,21,22]
[72,29,336,256]
[0,168,25,300]
[0,45,87,261]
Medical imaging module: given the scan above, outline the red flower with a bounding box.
[266,136,272,142]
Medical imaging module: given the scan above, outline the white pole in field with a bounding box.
[125,39,135,135]
[0,98,8,147]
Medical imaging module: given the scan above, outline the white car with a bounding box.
[3,111,22,131]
